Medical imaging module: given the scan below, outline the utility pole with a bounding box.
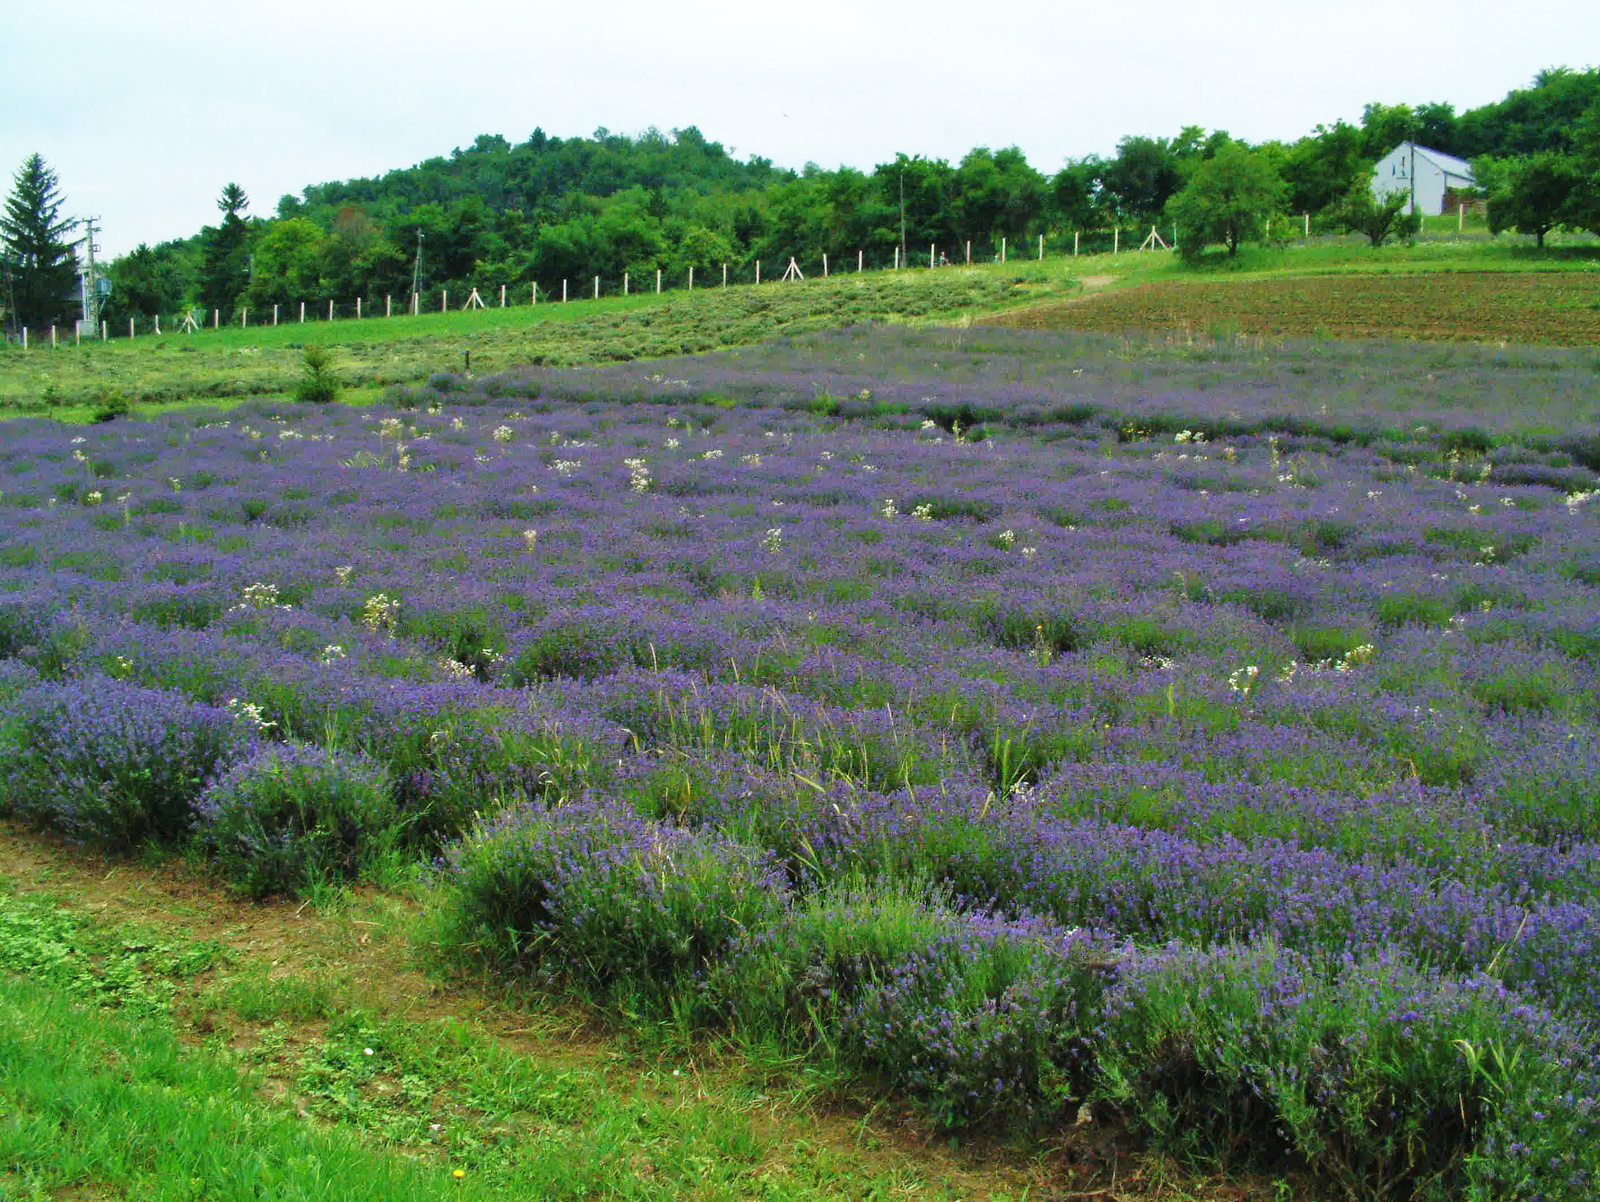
[80,217,103,334]
[898,163,907,267]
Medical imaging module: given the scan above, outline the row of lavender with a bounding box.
[0,328,1596,1194]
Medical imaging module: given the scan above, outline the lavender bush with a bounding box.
[196,741,397,898]
[0,675,250,847]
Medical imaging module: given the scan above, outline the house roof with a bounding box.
[1397,142,1475,181]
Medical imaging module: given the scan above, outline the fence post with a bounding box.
[823,252,829,277]
[929,243,935,269]
[128,318,134,340]
[301,301,306,323]
[723,262,728,288]
[20,327,26,349]
[1038,234,1044,260]
[356,297,361,319]
[562,279,567,303]
[623,272,629,297]
[441,291,447,314]
[966,240,971,264]
[411,293,418,316]
[1304,212,1310,238]
[51,326,57,348]
[1001,237,1006,264]
[101,320,107,340]
[385,295,391,318]
[1073,231,1079,255]
[332,299,338,320]
[1458,202,1464,232]
[756,260,761,284]
[1113,228,1119,255]
[241,308,248,328]
[500,284,506,307]
[213,309,219,329]
[858,249,863,272]
[531,283,538,304]
[75,320,81,345]
[154,316,160,335]
[893,246,899,270]
[689,266,694,290]
[593,275,599,300]
[273,304,279,325]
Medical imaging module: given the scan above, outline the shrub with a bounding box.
[433,801,788,1013]
[0,675,251,847]
[293,345,340,404]
[196,741,398,898]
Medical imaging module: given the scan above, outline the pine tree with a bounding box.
[1,154,80,331]
[198,182,252,316]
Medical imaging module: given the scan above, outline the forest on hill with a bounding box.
[90,66,1600,325]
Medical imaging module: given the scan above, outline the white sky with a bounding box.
[5,0,1595,257]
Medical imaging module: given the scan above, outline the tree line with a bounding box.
[4,68,1598,333]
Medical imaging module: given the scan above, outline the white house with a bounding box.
[1371,142,1476,217]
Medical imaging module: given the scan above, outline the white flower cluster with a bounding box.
[362,593,400,635]
[232,582,292,613]
[624,457,652,492]
[761,527,784,553]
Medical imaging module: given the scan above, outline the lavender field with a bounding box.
[2,324,1598,1198]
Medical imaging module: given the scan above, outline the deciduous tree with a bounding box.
[1165,145,1286,258]
[1332,182,1421,246]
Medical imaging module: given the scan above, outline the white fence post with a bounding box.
[1073,231,1079,255]
[857,249,863,272]
[531,283,538,304]
[1001,236,1007,264]
[656,268,662,294]
[75,320,81,345]
[688,266,694,290]
[500,284,506,307]
[440,291,447,314]
[929,242,935,268]
[623,272,629,297]
[273,304,279,325]
[562,279,568,303]
[128,318,134,339]
[755,260,761,284]
[20,328,26,350]
[823,252,828,277]
[723,262,728,287]
[213,309,219,329]
[385,295,391,318]
[1038,234,1044,260]
[965,240,971,264]
[1113,228,1119,255]
[355,297,361,319]
[593,275,599,300]
[330,299,336,320]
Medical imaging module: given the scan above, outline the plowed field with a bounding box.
[985,271,1600,346]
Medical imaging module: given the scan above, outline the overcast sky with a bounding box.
[5,0,1595,257]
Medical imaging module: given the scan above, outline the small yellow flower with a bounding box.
[453,1169,465,1180]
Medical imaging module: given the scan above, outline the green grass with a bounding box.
[0,266,1075,416]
